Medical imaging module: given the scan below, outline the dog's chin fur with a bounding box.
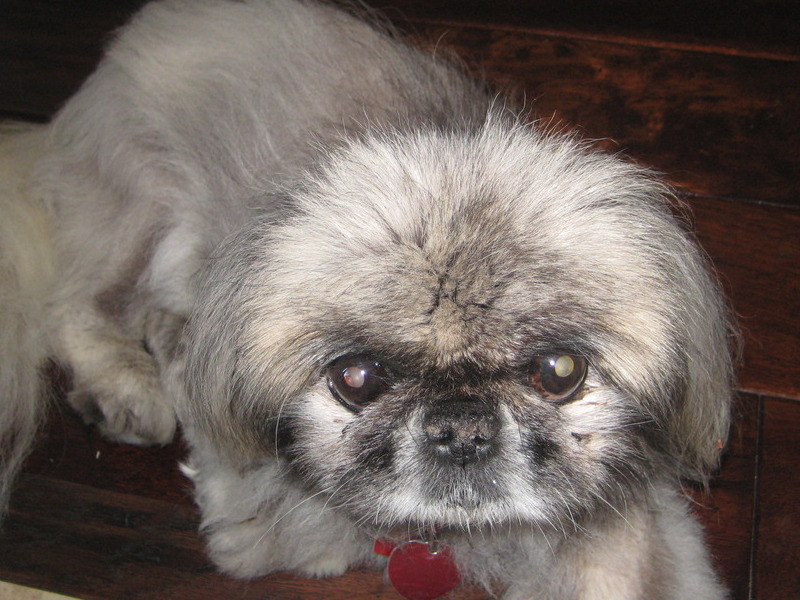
[1,1,734,598]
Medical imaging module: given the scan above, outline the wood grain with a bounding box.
[754,397,800,600]
[375,0,800,59]
[408,23,800,207]
[0,0,146,120]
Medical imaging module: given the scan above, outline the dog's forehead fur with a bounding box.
[252,122,682,379]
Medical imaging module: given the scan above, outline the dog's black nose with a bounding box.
[423,399,500,466]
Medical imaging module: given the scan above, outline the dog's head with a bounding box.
[184,119,734,531]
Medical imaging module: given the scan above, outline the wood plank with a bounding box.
[410,23,800,207]
[0,0,146,120]
[754,397,800,600]
[379,0,800,59]
[20,393,191,505]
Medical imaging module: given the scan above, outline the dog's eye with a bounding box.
[528,354,588,402]
[326,356,389,410]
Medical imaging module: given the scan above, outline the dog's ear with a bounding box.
[181,232,272,462]
[181,227,324,464]
[668,254,738,483]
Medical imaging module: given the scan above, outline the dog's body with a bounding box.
[0,1,734,598]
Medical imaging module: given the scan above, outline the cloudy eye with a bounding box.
[326,355,390,410]
[528,354,588,402]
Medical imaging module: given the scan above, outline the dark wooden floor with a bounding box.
[1,1,798,599]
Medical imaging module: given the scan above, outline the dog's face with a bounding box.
[185,122,731,532]
[288,351,652,530]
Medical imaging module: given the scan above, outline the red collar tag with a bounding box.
[374,538,461,600]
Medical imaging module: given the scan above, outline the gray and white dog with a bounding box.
[0,1,735,598]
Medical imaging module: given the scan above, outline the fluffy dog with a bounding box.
[0,1,735,598]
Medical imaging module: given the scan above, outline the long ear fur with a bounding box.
[670,212,737,483]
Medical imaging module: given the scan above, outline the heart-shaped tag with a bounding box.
[382,540,461,600]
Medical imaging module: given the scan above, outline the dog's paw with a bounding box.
[203,520,284,578]
[295,554,351,579]
[205,522,356,580]
[199,492,370,579]
[68,387,176,445]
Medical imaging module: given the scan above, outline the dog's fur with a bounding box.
[0,1,735,598]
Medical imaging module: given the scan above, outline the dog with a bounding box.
[0,1,735,598]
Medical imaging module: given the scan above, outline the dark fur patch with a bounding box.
[274,415,298,453]
[355,431,395,473]
[525,429,560,462]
